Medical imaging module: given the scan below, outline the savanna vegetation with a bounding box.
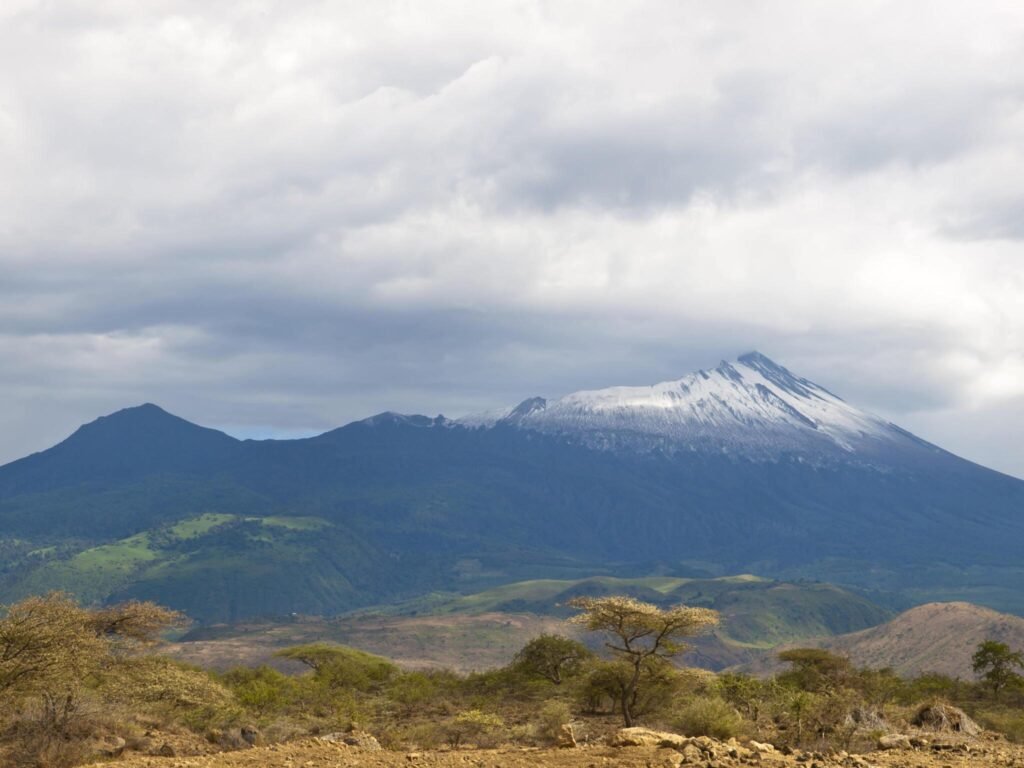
[2,592,1023,767]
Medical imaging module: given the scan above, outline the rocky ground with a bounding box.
[86,728,1024,768]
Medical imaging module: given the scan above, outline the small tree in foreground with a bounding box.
[512,634,593,685]
[0,593,186,767]
[972,640,1024,699]
[568,596,719,726]
[777,648,854,693]
[0,593,184,701]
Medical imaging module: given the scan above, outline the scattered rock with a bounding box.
[877,733,913,750]
[126,735,154,753]
[318,732,347,743]
[679,743,703,764]
[339,730,383,750]
[94,735,126,757]
[690,735,722,758]
[611,727,686,748]
[64,734,1024,768]
[156,742,176,757]
[557,723,577,748]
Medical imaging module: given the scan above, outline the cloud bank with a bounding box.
[2,1,1023,476]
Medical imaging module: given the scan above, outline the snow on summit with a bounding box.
[459,352,924,460]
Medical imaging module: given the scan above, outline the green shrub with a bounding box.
[512,635,593,685]
[100,656,239,731]
[674,696,746,740]
[220,665,295,717]
[975,709,1024,743]
[576,657,684,718]
[899,673,962,704]
[716,672,780,724]
[533,699,572,745]
[274,643,397,693]
[444,709,505,748]
[386,671,441,712]
[399,721,448,749]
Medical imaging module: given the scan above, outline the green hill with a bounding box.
[375,574,894,649]
[2,513,397,622]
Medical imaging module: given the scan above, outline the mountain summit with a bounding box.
[1,353,1023,621]
[460,352,926,462]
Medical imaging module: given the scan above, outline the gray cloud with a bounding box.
[1,1,1024,478]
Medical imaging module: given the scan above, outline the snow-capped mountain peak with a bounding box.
[459,352,917,460]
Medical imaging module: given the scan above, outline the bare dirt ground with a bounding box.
[169,612,754,674]
[88,732,1024,768]
[169,613,571,673]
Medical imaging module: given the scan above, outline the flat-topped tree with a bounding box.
[568,595,719,726]
[972,640,1024,699]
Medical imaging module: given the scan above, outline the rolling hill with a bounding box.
[171,574,894,673]
[817,601,1024,678]
[384,574,893,648]
[740,601,1024,679]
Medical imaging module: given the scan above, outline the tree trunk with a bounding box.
[621,690,634,727]
[620,661,643,727]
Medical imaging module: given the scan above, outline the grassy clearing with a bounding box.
[71,533,158,570]
[13,533,160,604]
[168,513,237,539]
[256,516,330,531]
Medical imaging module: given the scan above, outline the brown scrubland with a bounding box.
[1,592,1022,768]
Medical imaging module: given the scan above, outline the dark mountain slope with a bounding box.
[0,354,1022,621]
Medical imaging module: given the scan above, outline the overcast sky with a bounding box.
[2,1,1023,477]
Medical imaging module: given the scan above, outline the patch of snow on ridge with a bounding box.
[456,352,910,459]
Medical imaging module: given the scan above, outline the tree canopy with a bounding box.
[568,596,718,726]
[511,634,593,685]
[972,639,1024,699]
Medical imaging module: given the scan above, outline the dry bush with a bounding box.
[398,721,447,750]
[0,594,105,699]
[444,709,505,748]
[533,700,572,745]
[101,656,233,710]
[912,702,980,735]
[674,696,746,740]
[3,692,100,768]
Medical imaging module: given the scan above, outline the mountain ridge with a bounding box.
[1,353,1022,622]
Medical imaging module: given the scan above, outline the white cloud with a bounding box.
[1,0,1024,476]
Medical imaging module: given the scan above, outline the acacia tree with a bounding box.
[777,648,854,693]
[568,596,719,726]
[972,640,1024,699]
[0,594,105,699]
[0,593,184,725]
[0,593,185,765]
